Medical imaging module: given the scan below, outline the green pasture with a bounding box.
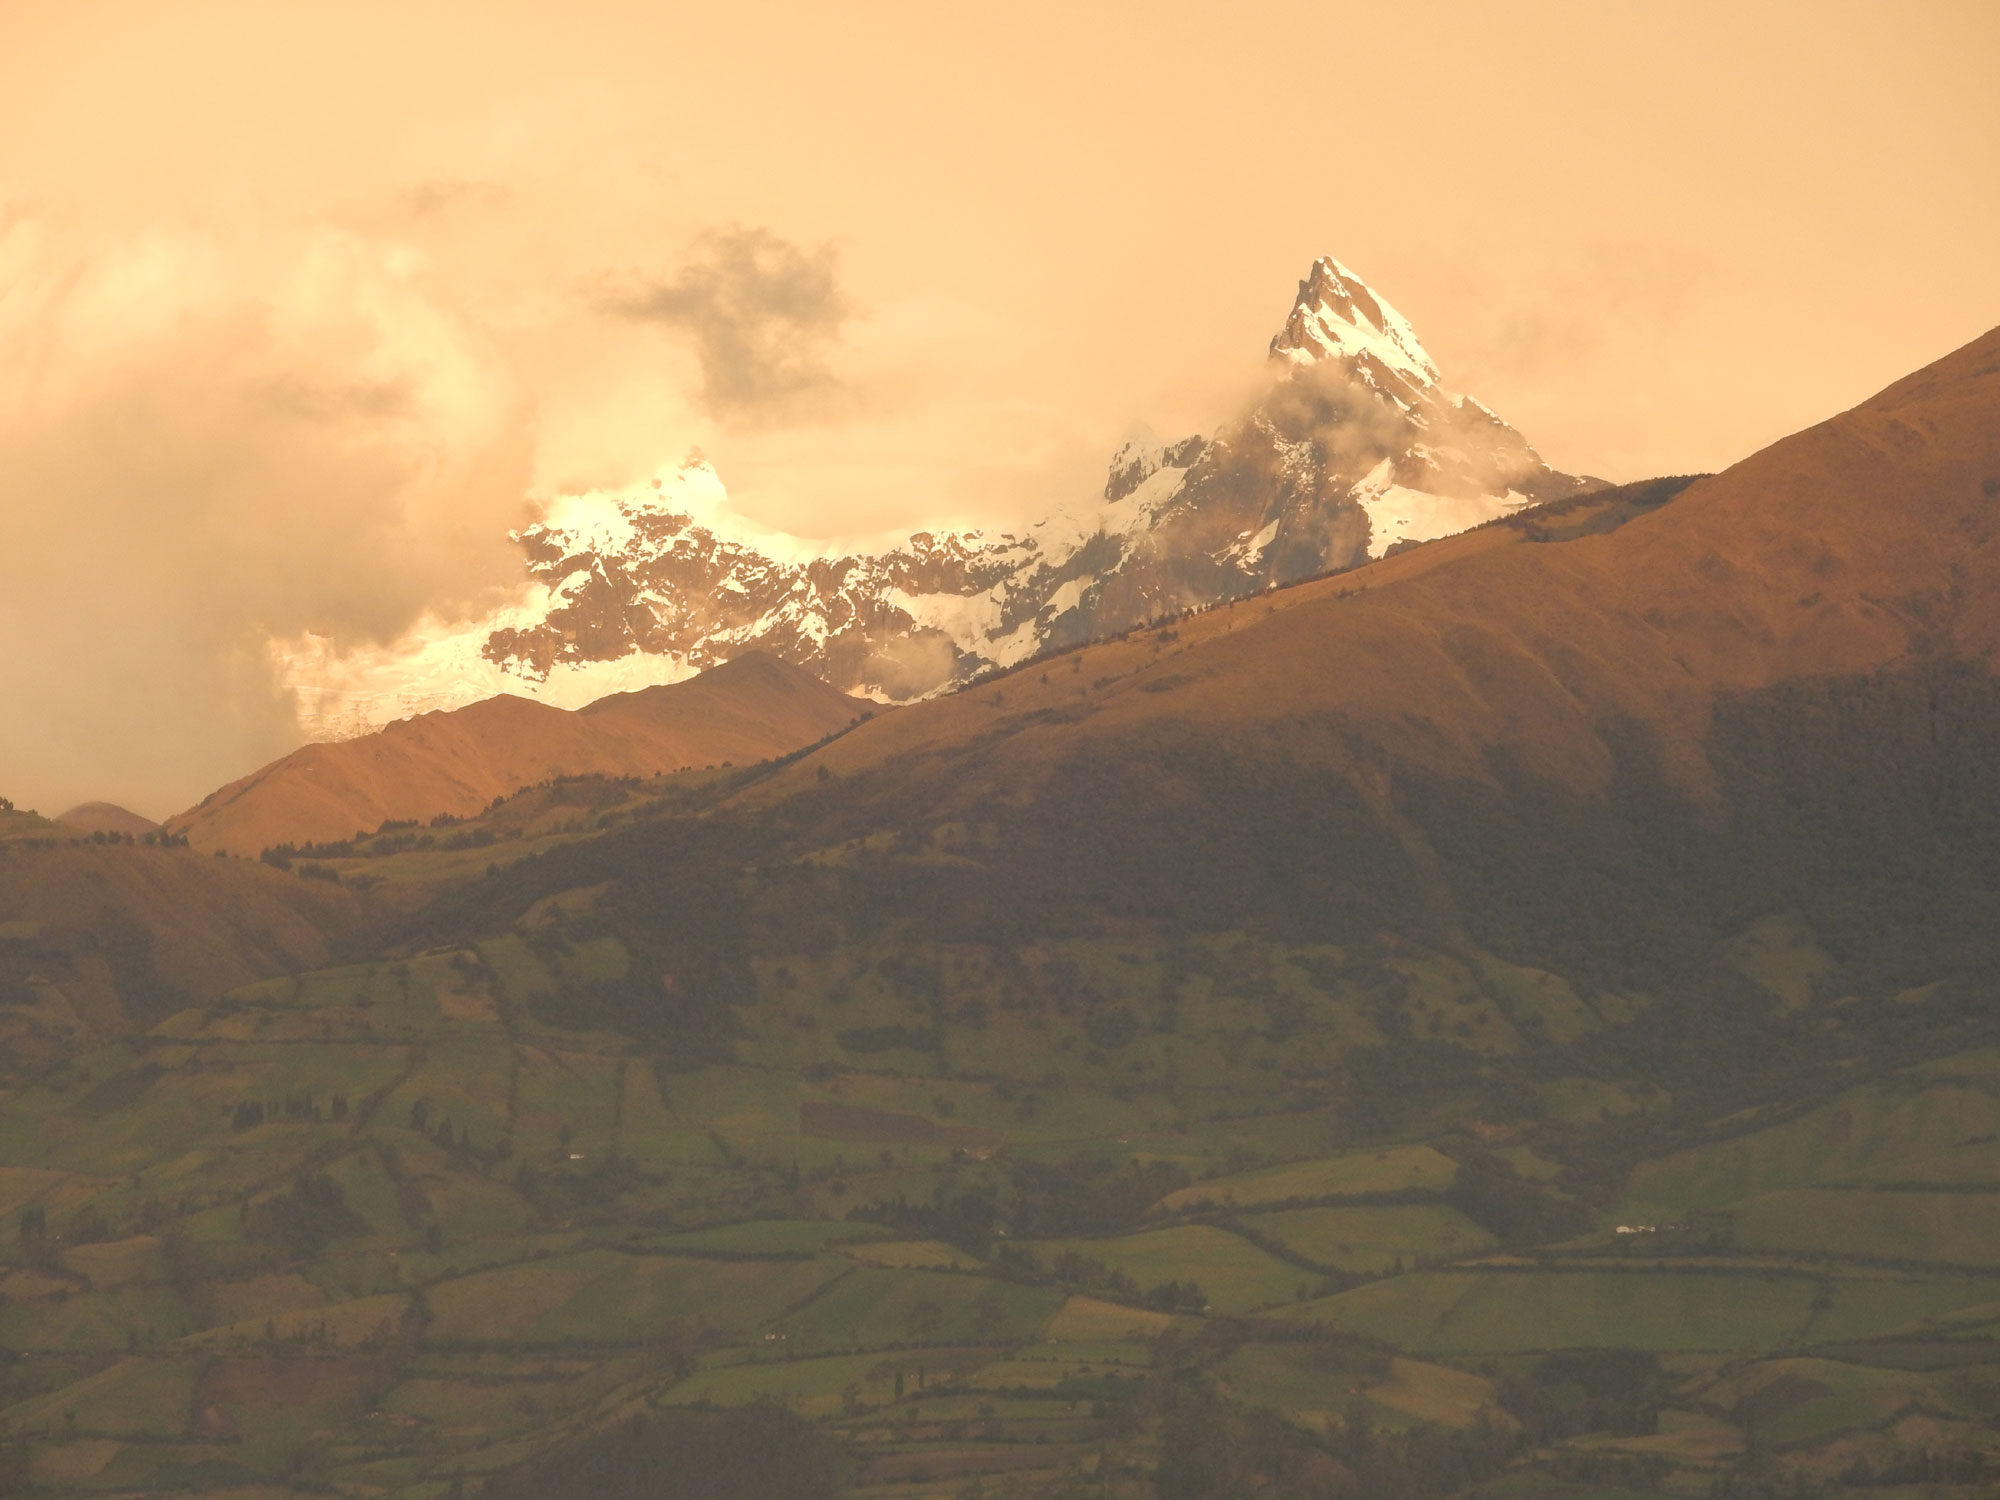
[1536,1077,1644,1126]
[1029,1224,1305,1314]
[509,1045,624,1157]
[0,1283,199,1351]
[1724,913,1835,1012]
[324,1145,413,1241]
[422,1249,846,1345]
[778,1268,1062,1352]
[381,1371,578,1434]
[1155,1144,1457,1213]
[612,1059,725,1168]
[1254,1203,1496,1272]
[1216,1341,1381,1431]
[1110,1109,1349,1174]
[1305,1266,2000,1355]
[1474,954,1604,1046]
[662,1350,903,1417]
[422,1171,538,1242]
[1385,948,1522,1055]
[382,1036,515,1148]
[1622,1080,2000,1218]
[1299,1269,1826,1354]
[5,1356,196,1438]
[1698,1355,1936,1449]
[1801,1273,2000,1342]
[652,1219,891,1254]
[1728,1187,2000,1266]
[663,1065,799,1159]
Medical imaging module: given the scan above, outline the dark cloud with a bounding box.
[602,226,851,421]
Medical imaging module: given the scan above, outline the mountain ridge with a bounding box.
[166,651,872,855]
[728,324,2000,831]
[276,256,1593,737]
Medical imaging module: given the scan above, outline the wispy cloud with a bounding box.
[600,226,852,423]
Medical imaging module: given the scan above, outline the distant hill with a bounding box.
[0,841,359,1072]
[56,801,159,836]
[167,652,873,855]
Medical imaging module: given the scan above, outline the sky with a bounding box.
[1,0,1997,818]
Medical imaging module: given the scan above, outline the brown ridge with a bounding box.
[742,326,2000,818]
[169,651,872,855]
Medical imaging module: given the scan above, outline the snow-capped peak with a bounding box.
[1268,255,1441,389]
[274,252,1586,739]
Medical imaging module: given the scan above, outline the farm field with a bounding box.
[6,778,2000,1499]
[1027,1225,1309,1314]
[1152,1144,1459,1213]
[1726,1188,2000,1267]
[1304,1272,1928,1360]
[1252,1202,1495,1272]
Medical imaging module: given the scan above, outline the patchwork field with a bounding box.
[4,859,2000,1498]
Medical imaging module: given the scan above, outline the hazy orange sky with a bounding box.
[3,0,1997,816]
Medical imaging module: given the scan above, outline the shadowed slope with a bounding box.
[170,653,871,855]
[0,841,360,1069]
[744,327,2000,822]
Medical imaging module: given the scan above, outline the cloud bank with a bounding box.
[0,193,1063,819]
[0,209,535,817]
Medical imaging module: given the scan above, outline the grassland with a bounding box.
[1152,1144,1458,1213]
[3,812,2000,1500]
[1028,1225,1309,1314]
[1305,1269,1824,1354]
[1252,1203,1496,1272]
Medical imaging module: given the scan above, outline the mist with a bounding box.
[0,213,535,817]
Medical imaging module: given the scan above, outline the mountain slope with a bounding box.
[277,256,1590,735]
[751,325,2000,823]
[168,652,871,855]
[0,841,360,1071]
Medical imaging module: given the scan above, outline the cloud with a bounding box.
[0,208,535,817]
[1432,239,1723,478]
[600,226,852,423]
[402,178,512,216]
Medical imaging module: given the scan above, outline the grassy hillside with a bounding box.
[167,652,873,856]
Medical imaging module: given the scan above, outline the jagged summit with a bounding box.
[273,255,1589,736]
[1269,255,1442,395]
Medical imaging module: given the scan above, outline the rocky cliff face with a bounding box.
[280,257,1591,736]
